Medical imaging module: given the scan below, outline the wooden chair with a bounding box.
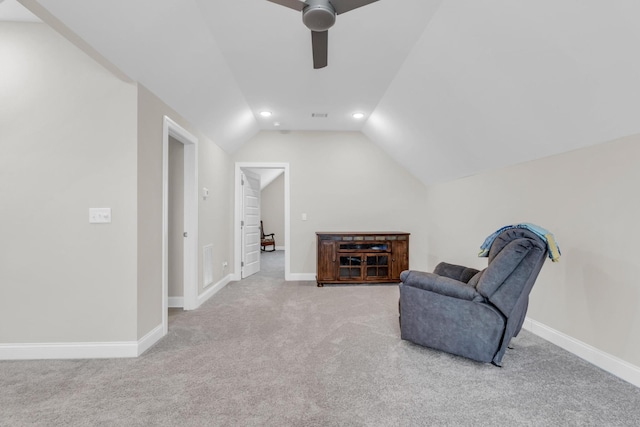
[260,220,276,252]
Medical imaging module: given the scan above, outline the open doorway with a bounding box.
[162,116,198,335]
[168,136,185,310]
[234,163,291,281]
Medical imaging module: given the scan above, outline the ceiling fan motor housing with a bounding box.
[303,0,336,32]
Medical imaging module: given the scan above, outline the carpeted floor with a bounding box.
[2,250,640,426]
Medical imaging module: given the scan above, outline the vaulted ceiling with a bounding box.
[9,0,640,184]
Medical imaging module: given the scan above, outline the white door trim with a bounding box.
[163,116,198,336]
[234,163,291,281]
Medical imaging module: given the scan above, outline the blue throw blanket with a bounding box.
[479,223,561,262]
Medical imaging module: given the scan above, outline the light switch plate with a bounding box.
[89,208,112,224]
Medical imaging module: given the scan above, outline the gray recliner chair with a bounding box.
[399,228,548,366]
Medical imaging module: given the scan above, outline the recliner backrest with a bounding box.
[476,229,547,317]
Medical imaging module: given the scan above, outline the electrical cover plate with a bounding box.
[89,208,111,223]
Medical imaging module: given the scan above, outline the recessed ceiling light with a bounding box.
[259,111,272,117]
[273,122,281,127]
[352,112,365,119]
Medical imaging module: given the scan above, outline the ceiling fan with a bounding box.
[267,0,379,69]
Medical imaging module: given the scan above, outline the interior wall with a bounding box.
[261,173,285,250]
[137,85,234,338]
[423,133,640,368]
[0,23,138,342]
[232,131,430,275]
[168,136,184,298]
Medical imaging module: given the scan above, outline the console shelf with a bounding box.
[316,232,410,287]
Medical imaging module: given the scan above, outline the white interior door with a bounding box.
[168,137,184,307]
[242,171,261,278]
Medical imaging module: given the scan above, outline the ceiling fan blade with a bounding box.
[331,0,379,15]
[311,30,328,69]
[266,0,306,11]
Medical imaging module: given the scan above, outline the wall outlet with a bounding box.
[89,208,111,223]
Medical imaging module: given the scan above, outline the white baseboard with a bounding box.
[275,246,285,251]
[286,273,316,281]
[197,274,232,308]
[137,323,164,356]
[524,317,640,388]
[0,323,166,361]
[0,323,167,360]
[0,340,138,360]
[168,296,184,308]
[0,275,235,360]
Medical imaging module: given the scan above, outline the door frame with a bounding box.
[163,116,198,335]
[234,162,290,280]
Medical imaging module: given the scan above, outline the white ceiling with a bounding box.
[8,0,640,184]
[0,0,39,21]
[245,168,284,190]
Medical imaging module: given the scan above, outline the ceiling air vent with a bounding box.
[312,113,328,118]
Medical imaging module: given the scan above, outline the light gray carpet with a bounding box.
[2,250,640,426]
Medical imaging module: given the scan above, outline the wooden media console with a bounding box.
[316,232,410,287]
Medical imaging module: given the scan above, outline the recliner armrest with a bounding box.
[400,270,484,302]
[433,262,481,283]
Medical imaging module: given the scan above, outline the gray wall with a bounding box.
[423,133,640,368]
[137,85,235,339]
[0,23,138,342]
[233,131,430,275]
[0,22,236,345]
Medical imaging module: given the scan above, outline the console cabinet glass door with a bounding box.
[338,253,390,281]
[365,254,389,280]
[339,255,363,281]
